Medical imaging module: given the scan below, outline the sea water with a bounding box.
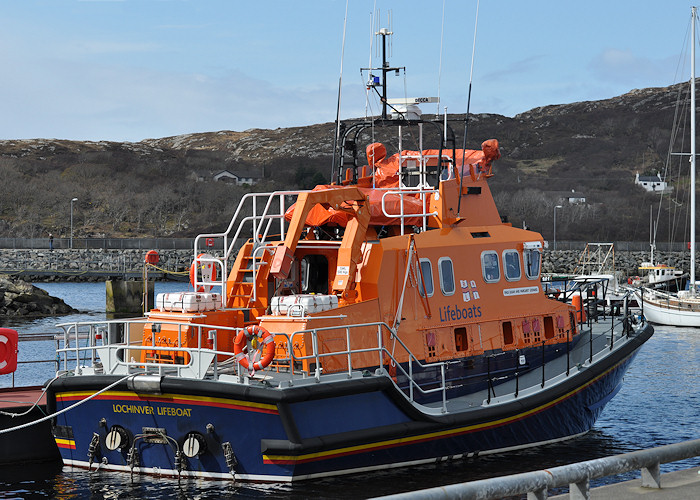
[0,282,699,498]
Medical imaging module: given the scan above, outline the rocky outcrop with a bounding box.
[0,274,77,316]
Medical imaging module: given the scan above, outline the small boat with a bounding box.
[0,328,61,465]
[640,7,700,326]
[632,207,683,290]
[44,22,653,482]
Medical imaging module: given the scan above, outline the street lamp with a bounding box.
[70,198,78,249]
[553,205,563,250]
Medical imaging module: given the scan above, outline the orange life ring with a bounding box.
[189,253,217,292]
[233,325,275,372]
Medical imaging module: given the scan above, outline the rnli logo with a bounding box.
[460,280,480,302]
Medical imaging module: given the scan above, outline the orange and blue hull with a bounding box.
[46,324,651,482]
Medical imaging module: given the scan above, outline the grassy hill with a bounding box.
[0,81,692,243]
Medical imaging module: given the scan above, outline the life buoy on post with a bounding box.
[189,253,217,292]
[0,328,18,375]
[233,325,275,372]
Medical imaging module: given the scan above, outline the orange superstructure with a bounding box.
[139,132,577,381]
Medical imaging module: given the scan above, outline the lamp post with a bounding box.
[70,198,78,249]
[554,205,562,250]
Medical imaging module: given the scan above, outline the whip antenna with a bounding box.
[457,0,480,215]
[436,0,446,117]
[331,0,350,182]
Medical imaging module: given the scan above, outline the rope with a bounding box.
[0,375,62,418]
[146,263,189,276]
[0,373,138,435]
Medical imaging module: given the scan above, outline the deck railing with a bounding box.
[370,437,700,500]
[53,292,645,413]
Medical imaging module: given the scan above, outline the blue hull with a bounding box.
[46,324,650,482]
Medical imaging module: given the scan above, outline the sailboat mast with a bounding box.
[692,6,697,290]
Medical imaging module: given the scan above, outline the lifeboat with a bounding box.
[44,23,652,483]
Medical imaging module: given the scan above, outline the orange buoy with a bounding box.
[144,250,160,265]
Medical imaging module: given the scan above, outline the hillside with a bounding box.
[0,82,692,243]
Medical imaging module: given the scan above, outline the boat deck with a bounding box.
[214,319,634,418]
[0,386,47,410]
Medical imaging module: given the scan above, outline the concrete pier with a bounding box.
[550,466,700,499]
[105,280,154,313]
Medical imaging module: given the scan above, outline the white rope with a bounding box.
[0,375,61,418]
[0,373,138,435]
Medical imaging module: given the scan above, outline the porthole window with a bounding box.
[438,257,455,296]
[503,250,522,282]
[481,251,500,283]
[524,249,541,280]
[417,258,434,297]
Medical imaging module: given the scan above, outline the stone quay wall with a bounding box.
[0,247,694,281]
[0,248,195,281]
[543,250,693,276]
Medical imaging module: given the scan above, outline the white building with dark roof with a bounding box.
[635,172,672,194]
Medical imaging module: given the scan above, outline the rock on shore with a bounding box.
[0,274,77,316]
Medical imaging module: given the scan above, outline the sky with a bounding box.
[0,0,699,142]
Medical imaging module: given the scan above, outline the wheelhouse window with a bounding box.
[524,248,541,280]
[301,254,329,294]
[481,251,500,283]
[438,257,455,296]
[503,250,522,282]
[417,258,434,297]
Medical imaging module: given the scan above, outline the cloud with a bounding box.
[68,41,162,55]
[588,48,678,86]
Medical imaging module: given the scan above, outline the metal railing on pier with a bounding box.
[370,437,700,500]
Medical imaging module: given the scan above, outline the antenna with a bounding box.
[331,0,350,182]
[389,10,393,58]
[457,0,480,216]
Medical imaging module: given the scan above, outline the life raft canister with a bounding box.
[189,253,217,292]
[233,325,275,372]
[0,328,18,375]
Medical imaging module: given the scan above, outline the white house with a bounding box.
[635,172,672,194]
[213,170,259,186]
[549,190,586,205]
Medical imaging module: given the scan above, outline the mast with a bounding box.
[692,6,697,291]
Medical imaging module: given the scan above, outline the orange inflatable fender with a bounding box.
[234,325,275,371]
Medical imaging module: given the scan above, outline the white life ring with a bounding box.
[189,253,217,292]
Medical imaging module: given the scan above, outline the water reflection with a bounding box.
[0,283,699,497]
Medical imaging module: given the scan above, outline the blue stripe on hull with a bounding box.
[53,399,288,477]
[52,349,636,481]
[280,352,636,478]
